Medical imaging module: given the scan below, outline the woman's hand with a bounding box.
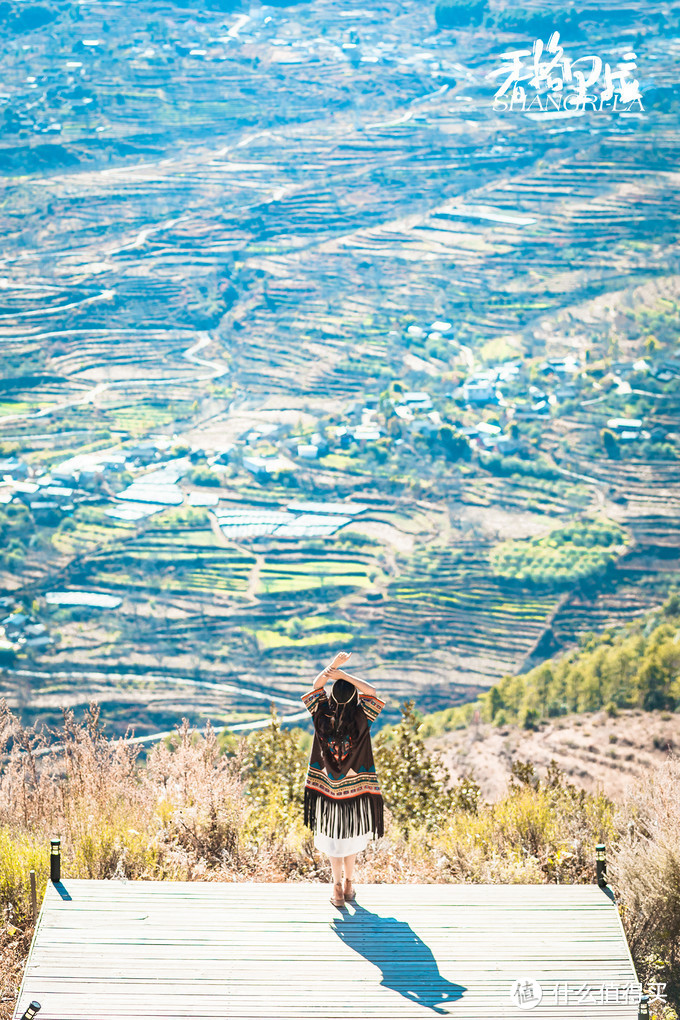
[328,650,351,669]
[312,660,343,689]
[312,666,332,690]
[311,651,352,690]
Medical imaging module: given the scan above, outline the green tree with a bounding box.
[601,428,620,458]
[435,0,487,28]
[438,426,470,462]
[243,707,307,834]
[640,654,671,711]
[483,684,504,724]
[187,467,220,487]
[374,701,451,830]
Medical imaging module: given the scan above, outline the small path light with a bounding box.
[638,993,650,1019]
[595,843,608,887]
[50,838,61,884]
[20,1002,41,1020]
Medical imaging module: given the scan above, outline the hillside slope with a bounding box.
[419,590,680,733]
[427,706,678,803]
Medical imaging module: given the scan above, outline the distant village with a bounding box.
[1,0,678,741]
[1,322,678,525]
[2,312,678,660]
[0,6,464,153]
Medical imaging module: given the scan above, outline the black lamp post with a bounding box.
[20,1002,41,1020]
[595,843,608,887]
[50,837,61,884]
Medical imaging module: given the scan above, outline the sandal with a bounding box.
[330,883,345,908]
[344,879,355,901]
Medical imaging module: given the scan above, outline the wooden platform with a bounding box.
[15,879,641,1020]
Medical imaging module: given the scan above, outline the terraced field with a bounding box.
[1,0,679,738]
[382,542,559,688]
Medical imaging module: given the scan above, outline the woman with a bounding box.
[301,650,385,908]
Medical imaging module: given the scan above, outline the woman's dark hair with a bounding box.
[317,678,361,748]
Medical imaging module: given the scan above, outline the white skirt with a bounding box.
[310,792,379,856]
[313,829,371,856]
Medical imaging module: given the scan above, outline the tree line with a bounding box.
[422,590,680,733]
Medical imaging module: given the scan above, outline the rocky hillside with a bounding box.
[428,706,678,803]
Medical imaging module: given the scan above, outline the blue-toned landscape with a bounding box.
[1,2,679,1015]
[2,0,678,741]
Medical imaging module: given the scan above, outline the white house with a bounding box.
[297,444,319,459]
[353,425,383,442]
[393,405,413,420]
[243,455,291,476]
[463,379,498,405]
[401,391,433,409]
[607,418,643,441]
[0,458,29,480]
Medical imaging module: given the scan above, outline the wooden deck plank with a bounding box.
[14,879,640,1020]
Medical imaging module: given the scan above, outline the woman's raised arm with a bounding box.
[330,668,377,698]
[301,651,352,699]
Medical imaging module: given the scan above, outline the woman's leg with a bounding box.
[343,853,356,900]
[343,853,356,881]
[329,855,344,886]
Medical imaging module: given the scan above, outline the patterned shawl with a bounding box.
[301,687,385,840]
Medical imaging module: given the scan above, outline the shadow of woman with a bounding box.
[331,901,466,1015]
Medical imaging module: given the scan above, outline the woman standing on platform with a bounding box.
[301,650,385,908]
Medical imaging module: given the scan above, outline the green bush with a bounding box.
[242,708,308,838]
[495,6,581,37]
[437,426,471,462]
[186,467,221,487]
[481,451,559,480]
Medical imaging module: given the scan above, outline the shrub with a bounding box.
[611,754,680,1011]
[186,467,221,487]
[495,6,580,37]
[481,451,559,480]
[437,425,471,462]
[241,707,308,839]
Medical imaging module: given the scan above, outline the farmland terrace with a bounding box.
[0,0,679,739]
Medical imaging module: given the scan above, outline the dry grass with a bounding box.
[1,699,679,1020]
[610,754,680,1015]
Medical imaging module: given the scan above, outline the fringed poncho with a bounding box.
[301,687,385,841]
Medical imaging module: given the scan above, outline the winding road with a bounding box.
[4,663,310,753]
